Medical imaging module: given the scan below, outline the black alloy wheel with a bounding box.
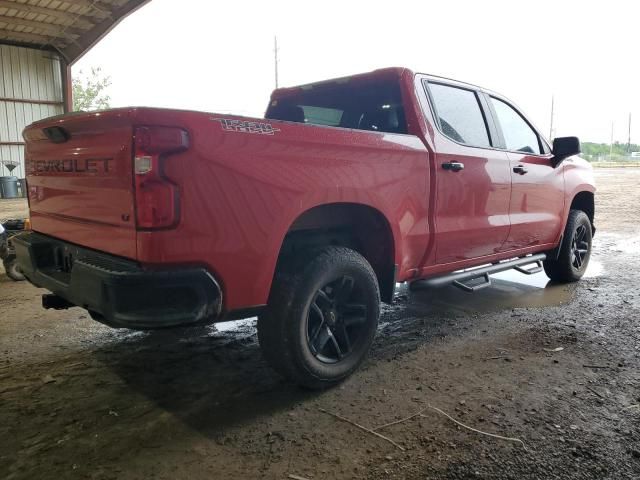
[543,209,592,283]
[307,275,368,364]
[571,223,589,270]
[258,246,380,389]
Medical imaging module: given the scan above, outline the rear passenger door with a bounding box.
[425,81,512,264]
[486,96,565,251]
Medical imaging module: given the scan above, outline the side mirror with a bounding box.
[551,136,580,167]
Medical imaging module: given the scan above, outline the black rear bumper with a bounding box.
[13,232,222,329]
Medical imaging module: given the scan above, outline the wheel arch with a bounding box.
[274,202,397,303]
[569,190,595,232]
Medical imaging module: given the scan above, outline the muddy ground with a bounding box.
[1,169,639,480]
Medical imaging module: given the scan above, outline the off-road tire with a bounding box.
[258,246,380,389]
[544,209,592,283]
[3,256,25,281]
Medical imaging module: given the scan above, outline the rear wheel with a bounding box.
[258,246,380,389]
[544,209,592,283]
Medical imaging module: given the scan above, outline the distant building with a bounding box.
[631,152,640,158]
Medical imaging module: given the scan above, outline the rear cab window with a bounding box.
[300,106,343,126]
[266,79,408,134]
[426,82,491,148]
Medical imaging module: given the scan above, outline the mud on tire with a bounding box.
[258,246,380,389]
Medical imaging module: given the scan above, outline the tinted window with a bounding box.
[490,97,541,154]
[265,81,408,134]
[428,83,490,148]
[300,106,343,126]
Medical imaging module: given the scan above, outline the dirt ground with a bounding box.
[1,169,639,480]
[0,199,28,223]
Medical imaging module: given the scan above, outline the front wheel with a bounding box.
[544,209,593,283]
[258,246,380,389]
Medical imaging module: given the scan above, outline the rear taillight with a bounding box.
[133,126,189,229]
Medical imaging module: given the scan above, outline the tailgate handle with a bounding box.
[43,126,70,144]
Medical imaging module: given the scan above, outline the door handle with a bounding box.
[442,161,464,172]
[513,165,528,175]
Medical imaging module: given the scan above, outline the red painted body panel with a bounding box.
[24,112,137,258]
[21,67,595,313]
[133,108,430,309]
[432,143,511,263]
[502,152,565,250]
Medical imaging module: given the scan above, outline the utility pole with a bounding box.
[274,36,279,89]
[549,95,554,140]
[628,112,632,154]
[610,121,614,161]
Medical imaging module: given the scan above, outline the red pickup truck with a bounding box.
[15,67,595,388]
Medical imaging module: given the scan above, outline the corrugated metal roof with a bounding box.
[0,0,151,64]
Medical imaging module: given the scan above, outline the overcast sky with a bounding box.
[74,0,638,144]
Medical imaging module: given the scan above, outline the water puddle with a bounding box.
[583,259,604,278]
[403,258,604,315]
[213,317,256,333]
[210,318,257,343]
[607,235,640,255]
[205,259,605,331]
[166,318,258,346]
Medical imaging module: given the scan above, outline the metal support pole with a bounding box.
[274,36,279,89]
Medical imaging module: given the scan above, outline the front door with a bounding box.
[426,81,512,264]
[488,96,565,250]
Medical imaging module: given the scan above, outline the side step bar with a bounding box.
[411,254,546,293]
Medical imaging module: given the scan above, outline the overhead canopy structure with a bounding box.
[0,1,151,179]
[0,0,150,65]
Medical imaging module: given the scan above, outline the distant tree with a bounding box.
[72,67,112,111]
[581,141,640,160]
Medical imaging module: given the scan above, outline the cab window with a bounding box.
[427,82,491,148]
[490,97,541,154]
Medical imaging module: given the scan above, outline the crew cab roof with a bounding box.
[271,67,410,101]
[270,67,491,101]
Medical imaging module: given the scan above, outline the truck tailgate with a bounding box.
[23,110,136,259]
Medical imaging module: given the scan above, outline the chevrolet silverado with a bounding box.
[15,67,595,388]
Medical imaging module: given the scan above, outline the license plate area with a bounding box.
[53,246,75,274]
[30,240,80,285]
